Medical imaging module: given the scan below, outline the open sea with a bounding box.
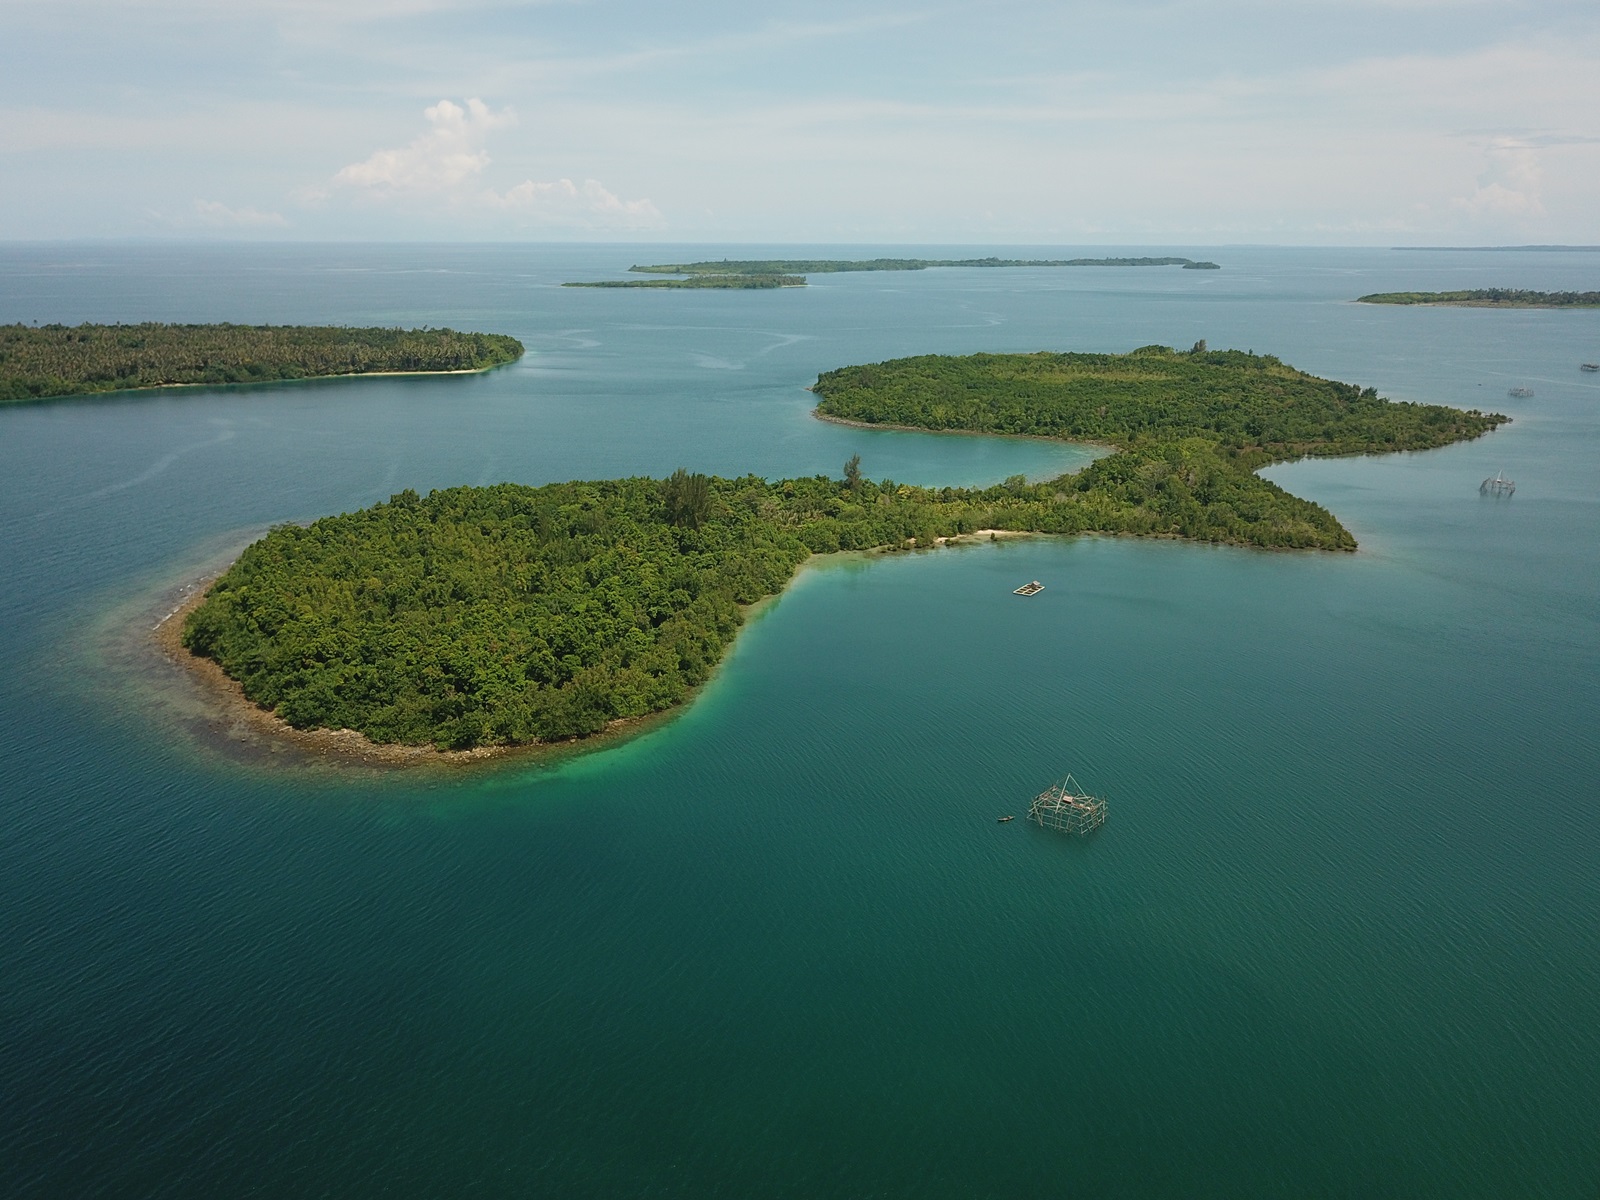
[1,243,1597,1198]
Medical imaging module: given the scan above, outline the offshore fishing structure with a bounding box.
[1027,774,1107,836]
[1480,471,1515,497]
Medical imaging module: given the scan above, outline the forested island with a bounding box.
[180,344,1502,754]
[1357,290,1600,308]
[562,257,1220,291]
[0,323,524,403]
[563,275,806,289]
[629,257,1220,275]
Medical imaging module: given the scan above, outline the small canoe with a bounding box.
[997,815,1015,823]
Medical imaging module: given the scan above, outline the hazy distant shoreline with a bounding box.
[1394,245,1600,252]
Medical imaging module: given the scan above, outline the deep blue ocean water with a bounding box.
[1,244,1597,1197]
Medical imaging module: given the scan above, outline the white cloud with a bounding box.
[1452,137,1546,216]
[193,199,288,227]
[334,98,514,192]
[326,98,663,229]
[8,4,1599,241]
[486,178,663,228]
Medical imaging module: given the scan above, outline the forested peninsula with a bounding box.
[0,323,524,403]
[812,348,1503,538]
[1357,290,1600,308]
[180,344,1502,755]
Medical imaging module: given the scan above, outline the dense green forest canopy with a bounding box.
[563,275,806,289]
[0,323,524,403]
[1357,289,1600,308]
[182,344,1504,753]
[628,257,1217,275]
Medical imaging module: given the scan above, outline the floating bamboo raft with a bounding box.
[1014,580,1044,596]
[1481,471,1515,496]
[1028,774,1106,836]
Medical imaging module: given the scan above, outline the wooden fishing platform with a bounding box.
[1481,471,1515,496]
[1013,580,1044,596]
[1028,774,1106,836]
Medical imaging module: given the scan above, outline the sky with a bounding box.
[2,0,1598,244]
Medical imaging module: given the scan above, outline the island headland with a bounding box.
[174,343,1503,761]
[0,322,525,403]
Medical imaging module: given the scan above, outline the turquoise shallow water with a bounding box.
[2,244,1598,1197]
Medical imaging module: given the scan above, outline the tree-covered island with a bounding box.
[1357,289,1600,308]
[0,323,524,403]
[180,344,1503,754]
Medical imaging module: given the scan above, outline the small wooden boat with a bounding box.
[997,815,1015,823]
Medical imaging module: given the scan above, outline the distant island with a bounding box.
[0,323,524,403]
[561,257,1221,291]
[177,343,1501,757]
[563,275,807,289]
[1357,290,1600,309]
[629,256,1221,275]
